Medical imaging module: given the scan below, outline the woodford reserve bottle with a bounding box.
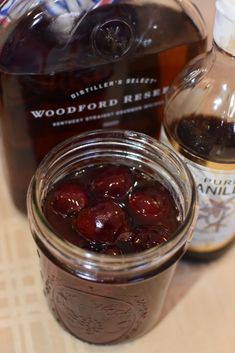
[0,0,207,212]
[162,0,235,260]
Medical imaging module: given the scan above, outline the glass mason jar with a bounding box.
[27,130,197,344]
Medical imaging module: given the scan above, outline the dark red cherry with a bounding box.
[50,181,88,217]
[90,165,133,198]
[132,225,170,251]
[128,184,175,225]
[75,200,128,244]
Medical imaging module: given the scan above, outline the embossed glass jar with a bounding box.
[27,130,197,344]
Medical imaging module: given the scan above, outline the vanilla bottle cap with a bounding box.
[213,0,235,55]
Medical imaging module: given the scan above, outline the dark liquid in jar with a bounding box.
[38,163,182,344]
[39,247,179,344]
[0,2,206,212]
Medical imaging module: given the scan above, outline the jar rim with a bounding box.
[27,129,197,282]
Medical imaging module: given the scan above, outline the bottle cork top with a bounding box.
[214,0,235,55]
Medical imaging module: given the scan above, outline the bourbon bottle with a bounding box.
[0,0,207,212]
[162,0,235,260]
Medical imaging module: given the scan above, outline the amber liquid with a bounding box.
[0,2,206,211]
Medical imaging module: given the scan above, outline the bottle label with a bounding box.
[161,128,235,253]
[28,77,167,130]
[187,161,235,252]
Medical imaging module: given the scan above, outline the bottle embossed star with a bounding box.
[0,0,207,212]
[162,0,235,260]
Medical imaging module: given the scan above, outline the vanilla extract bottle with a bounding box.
[0,0,207,212]
[162,0,235,260]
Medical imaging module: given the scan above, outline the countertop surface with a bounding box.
[2,1,235,353]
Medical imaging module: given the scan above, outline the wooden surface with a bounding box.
[2,1,235,353]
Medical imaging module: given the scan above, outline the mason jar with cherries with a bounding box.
[27,130,197,344]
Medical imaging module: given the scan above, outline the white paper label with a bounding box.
[161,128,235,252]
[186,160,235,251]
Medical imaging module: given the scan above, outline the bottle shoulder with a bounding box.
[0,0,207,74]
[170,45,234,90]
[164,46,235,164]
[166,44,235,117]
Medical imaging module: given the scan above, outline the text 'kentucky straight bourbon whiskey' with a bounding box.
[0,0,207,211]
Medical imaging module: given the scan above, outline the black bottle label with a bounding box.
[27,75,167,131]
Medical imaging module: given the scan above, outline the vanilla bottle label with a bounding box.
[161,127,235,253]
[186,160,235,252]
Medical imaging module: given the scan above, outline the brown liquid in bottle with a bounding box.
[168,114,235,260]
[0,2,207,212]
[170,114,235,162]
